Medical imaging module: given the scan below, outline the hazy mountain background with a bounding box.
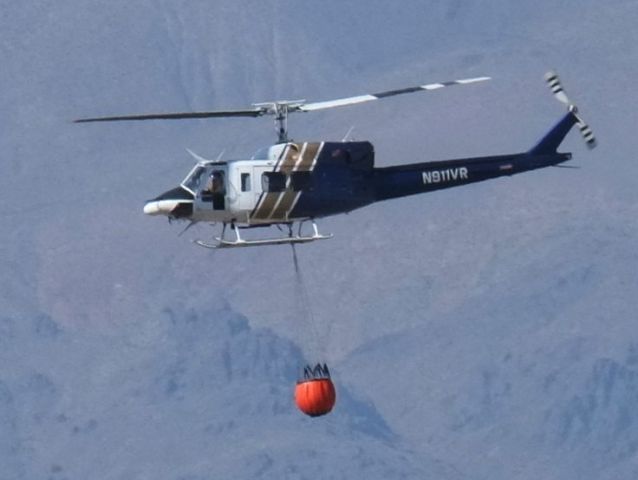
[1,1,637,479]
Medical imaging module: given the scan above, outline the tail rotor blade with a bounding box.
[545,71,597,149]
[572,111,597,149]
[545,71,571,106]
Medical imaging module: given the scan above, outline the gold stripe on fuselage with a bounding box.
[251,144,299,221]
[297,142,320,171]
[278,143,303,174]
[287,142,323,219]
[268,143,309,220]
[251,142,324,222]
[270,188,297,220]
[271,142,323,220]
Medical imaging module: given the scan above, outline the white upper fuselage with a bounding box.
[145,142,325,224]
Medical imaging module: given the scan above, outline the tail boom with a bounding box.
[374,71,594,203]
[374,151,571,202]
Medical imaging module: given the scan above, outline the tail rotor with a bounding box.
[545,71,597,149]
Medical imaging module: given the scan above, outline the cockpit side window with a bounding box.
[206,170,226,194]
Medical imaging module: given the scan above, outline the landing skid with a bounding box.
[195,234,332,249]
[194,221,332,249]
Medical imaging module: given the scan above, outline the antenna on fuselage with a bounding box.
[342,126,356,142]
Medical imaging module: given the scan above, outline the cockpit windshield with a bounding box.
[181,165,207,194]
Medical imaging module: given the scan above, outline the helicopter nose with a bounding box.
[143,200,173,216]
[143,201,158,215]
[143,187,194,217]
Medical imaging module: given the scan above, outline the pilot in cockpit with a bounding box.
[205,170,226,210]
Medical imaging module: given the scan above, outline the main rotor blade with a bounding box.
[74,108,264,123]
[297,76,490,112]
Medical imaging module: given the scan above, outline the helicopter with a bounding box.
[75,71,595,248]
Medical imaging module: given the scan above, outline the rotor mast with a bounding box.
[253,101,305,143]
[275,104,288,143]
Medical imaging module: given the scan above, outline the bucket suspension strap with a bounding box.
[291,244,322,352]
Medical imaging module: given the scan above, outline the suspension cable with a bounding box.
[290,244,323,359]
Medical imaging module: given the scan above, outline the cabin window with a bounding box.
[290,171,313,191]
[261,172,286,192]
[241,173,251,192]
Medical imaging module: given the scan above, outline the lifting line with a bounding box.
[290,244,323,358]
